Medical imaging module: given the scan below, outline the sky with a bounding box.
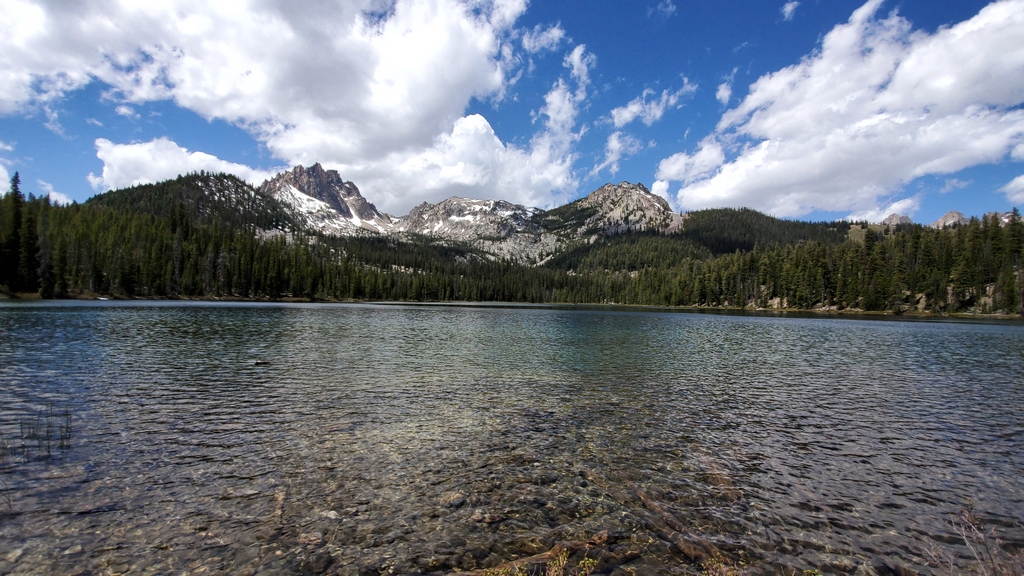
[1,0,1023,224]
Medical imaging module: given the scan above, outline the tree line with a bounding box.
[2,172,1022,314]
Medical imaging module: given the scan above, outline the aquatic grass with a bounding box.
[479,549,598,576]
[926,504,1024,576]
[11,404,74,461]
[545,549,568,576]
[58,405,72,450]
[0,478,10,512]
[0,430,8,464]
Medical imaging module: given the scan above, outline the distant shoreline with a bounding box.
[3,292,1022,322]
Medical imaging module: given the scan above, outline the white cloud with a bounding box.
[591,131,642,177]
[114,105,139,119]
[37,179,72,205]
[1002,175,1024,204]
[656,139,725,184]
[0,140,12,185]
[86,138,282,191]
[522,23,565,54]
[1013,144,1024,160]
[611,80,696,128]
[657,0,1024,218]
[651,179,671,202]
[649,1,676,19]
[336,113,578,211]
[86,118,103,127]
[0,0,598,213]
[781,2,800,21]
[715,82,731,105]
[847,196,920,223]
[939,178,971,194]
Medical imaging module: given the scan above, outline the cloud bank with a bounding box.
[1,0,594,213]
[655,0,1024,219]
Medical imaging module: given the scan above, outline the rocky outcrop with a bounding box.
[395,197,540,240]
[931,211,969,229]
[394,197,557,263]
[881,213,913,226]
[576,182,686,235]
[259,164,394,234]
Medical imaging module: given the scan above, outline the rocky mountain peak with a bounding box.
[396,197,540,240]
[575,181,685,235]
[881,213,913,226]
[931,210,969,229]
[259,164,393,233]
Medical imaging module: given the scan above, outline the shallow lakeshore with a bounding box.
[1,301,1022,574]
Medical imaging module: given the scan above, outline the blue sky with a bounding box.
[1,0,1023,224]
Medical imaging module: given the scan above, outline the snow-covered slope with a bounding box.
[395,197,539,239]
[259,164,394,234]
[394,197,558,262]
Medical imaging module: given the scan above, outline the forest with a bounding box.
[1,172,1022,315]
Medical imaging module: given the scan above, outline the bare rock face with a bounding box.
[552,182,686,236]
[259,164,394,234]
[395,197,540,240]
[931,211,969,229]
[256,166,690,263]
[881,213,913,226]
[394,197,558,263]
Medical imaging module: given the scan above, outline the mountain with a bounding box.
[538,182,685,237]
[86,172,295,233]
[394,197,557,262]
[882,214,913,226]
[260,173,689,262]
[931,211,969,229]
[259,164,394,235]
[396,197,538,239]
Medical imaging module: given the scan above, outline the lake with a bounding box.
[0,301,1022,575]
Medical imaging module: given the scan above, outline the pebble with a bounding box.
[5,549,23,563]
[440,492,466,508]
[470,509,505,523]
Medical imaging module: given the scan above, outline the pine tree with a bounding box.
[1,173,24,291]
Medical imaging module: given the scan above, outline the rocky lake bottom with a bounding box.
[1,301,1022,575]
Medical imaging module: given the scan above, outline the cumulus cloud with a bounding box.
[0,0,595,213]
[86,138,282,191]
[522,23,565,53]
[591,131,642,177]
[655,139,725,184]
[781,2,800,21]
[610,80,696,128]
[1002,175,1024,204]
[37,179,72,205]
[847,196,920,224]
[114,105,139,119]
[656,0,1024,218]
[715,82,731,105]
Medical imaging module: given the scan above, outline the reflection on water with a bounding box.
[0,301,1022,575]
